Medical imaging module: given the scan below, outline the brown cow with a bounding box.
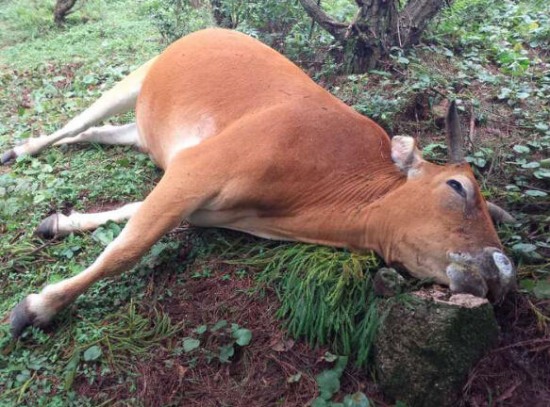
[3,29,515,338]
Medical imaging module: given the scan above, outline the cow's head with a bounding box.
[371,102,515,302]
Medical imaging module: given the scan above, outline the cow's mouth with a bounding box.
[446,247,516,302]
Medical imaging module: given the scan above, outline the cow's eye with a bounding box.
[447,179,466,198]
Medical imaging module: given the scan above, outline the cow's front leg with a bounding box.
[10,157,213,337]
[36,202,142,238]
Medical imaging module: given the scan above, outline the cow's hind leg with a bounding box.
[53,123,141,149]
[36,202,142,239]
[10,154,218,337]
[1,57,157,164]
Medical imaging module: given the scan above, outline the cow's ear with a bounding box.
[391,136,425,176]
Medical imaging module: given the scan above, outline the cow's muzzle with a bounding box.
[446,247,516,302]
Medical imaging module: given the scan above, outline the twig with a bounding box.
[491,337,550,353]
[495,380,522,402]
[9,230,24,244]
[397,18,403,48]
[29,240,54,256]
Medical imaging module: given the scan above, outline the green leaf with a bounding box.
[520,279,536,291]
[521,279,550,300]
[218,345,234,363]
[343,392,370,407]
[16,370,30,383]
[513,145,530,154]
[524,190,547,197]
[472,157,486,168]
[521,161,540,169]
[92,228,115,246]
[211,320,228,332]
[83,345,102,362]
[466,156,486,168]
[64,351,81,390]
[194,325,207,335]
[534,169,550,179]
[397,56,410,65]
[534,123,549,132]
[512,243,537,253]
[233,328,252,346]
[498,87,512,99]
[33,194,46,204]
[316,369,342,400]
[368,70,392,78]
[333,355,348,374]
[182,338,201,353]
[312,399,329,407]
[533,280,550,300]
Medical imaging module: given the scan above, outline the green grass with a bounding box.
[0,0,160,68]
[231,243,382,365]
[0,1,174,404]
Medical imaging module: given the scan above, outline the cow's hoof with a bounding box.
[10,297,36,338]
[1,149,16,165]
[36,214,59,239]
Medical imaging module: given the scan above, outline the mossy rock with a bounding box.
[374,290,499,407]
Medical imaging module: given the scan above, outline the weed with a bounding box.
[177,320,252,364]
[145,0,214,44]
[312,353,371,407]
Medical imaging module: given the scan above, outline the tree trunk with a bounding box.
[346,0,398,73]
[54,0,77,26]
[210,0,237,29]
[299,0,451,73]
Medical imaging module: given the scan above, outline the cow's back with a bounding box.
[136,29,392,171]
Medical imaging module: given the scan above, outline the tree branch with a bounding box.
[298,0,349,41]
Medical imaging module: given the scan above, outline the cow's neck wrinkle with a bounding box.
[287,163,406,251]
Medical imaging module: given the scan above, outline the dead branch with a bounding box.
[298,0,348,41]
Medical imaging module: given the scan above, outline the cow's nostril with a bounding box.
[446,263,488,298]
[447,249,516,302]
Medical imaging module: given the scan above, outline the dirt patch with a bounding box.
[74,255,387,406]
[464,293,550,406]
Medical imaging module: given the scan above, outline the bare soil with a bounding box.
[74,254,387,406]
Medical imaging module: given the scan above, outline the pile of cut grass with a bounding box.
[219,238,383,366]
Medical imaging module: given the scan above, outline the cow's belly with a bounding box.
[187,209,296,242]
[137,113,217,169]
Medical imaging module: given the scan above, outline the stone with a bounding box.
[374,288,499,407]
[373,267,406,298]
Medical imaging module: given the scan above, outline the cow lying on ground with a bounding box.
[2,29,516,338]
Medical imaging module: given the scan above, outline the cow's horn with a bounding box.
[446,100,465,163]
[487,202,515,224]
